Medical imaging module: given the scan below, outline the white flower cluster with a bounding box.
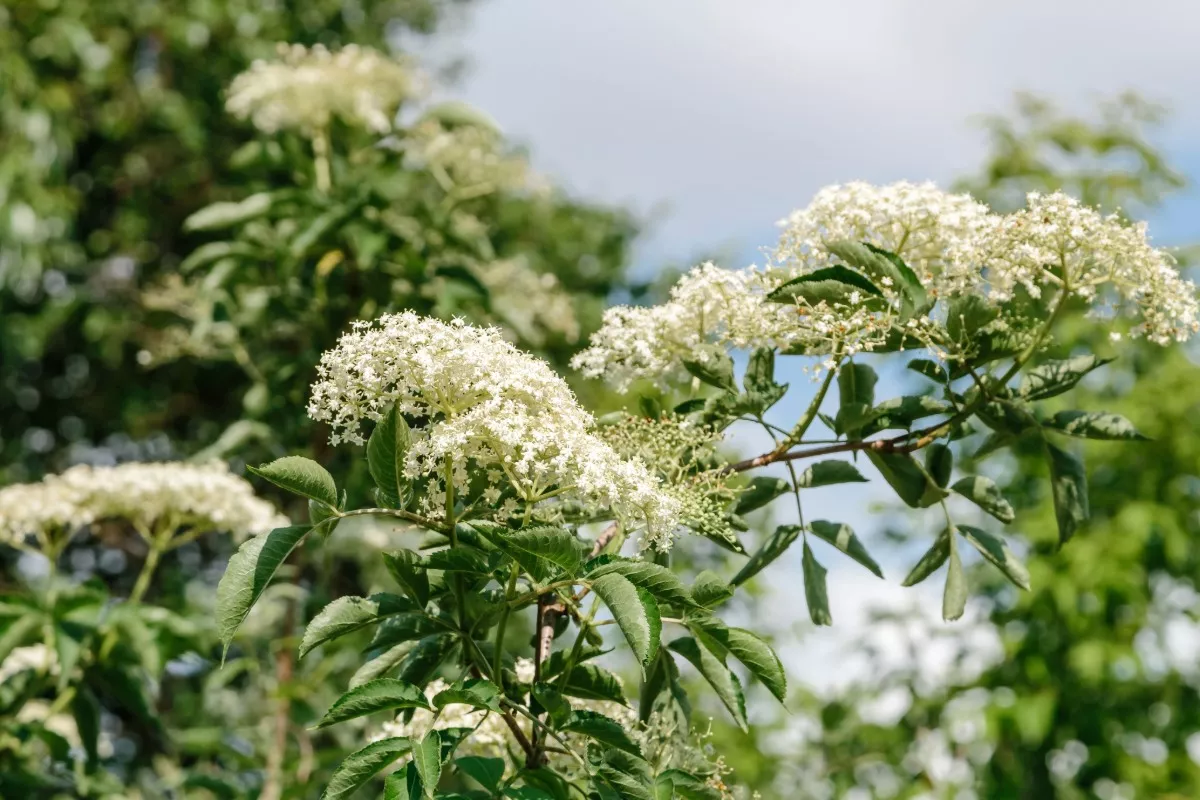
[404,118,532,192]
[307,313,680,549]
[0,461,287,546]
[575,182,1198,389]
[226,44,416,136]
[0,644,56,684]
[476,258,581,345]
[373,676,511,759]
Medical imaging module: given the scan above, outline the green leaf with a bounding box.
[825,240,928,318]
[796,460,868,488]
[682,351,737,392]
[640,588,662,666]
[432,679,501,712]
[322,738,413,800]
[383,550,431,607]
[595,750,654,800]
[455,757,505,793]
[369,613,447,652]
[867,451,948,508]
[586,559,694,608]
[591,573,657,667]
[836,363,878,438]
[951,476,1015,524]
[638,650,690,723]
[397,634,458,686]
[383,764,419,800]
[766,265,883,306]
[71,687,101,764]
[924,443,954,488]
[656,770,723,800]
[957,524,1031,590]
[290,198,366,258]
[687,617,786,703]
[422,547,493,575]
[1018,355,1113,401]
[0,614,43,666]
[350,642,413,688]
[808,520,883,578]
[314,679,430,729]
[411,730,442,798]
[560,663,627,705]
[943,538,968,622]
[1046,441,1089,544]
[667,636,747,730]
[907,358,946,382]
[731,525,802,586]
[690,570,734,608]
[901,531,951,587]
[1042,411,1148,441]
[300,594,415,659]
[743,348,779,396]
[183,192,273,231]
[179,240,261,273]
[863,395,954,435]
[368,405,413,508]
[801,542,832,626]
[531,682,573,726]
[540,645,611,681]
[248,456,337,509]
[564,710,644,757]
[216,525,310,657]
[733,476,790,514]
[501,527,588,577]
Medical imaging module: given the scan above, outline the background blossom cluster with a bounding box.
[0,461,287,546]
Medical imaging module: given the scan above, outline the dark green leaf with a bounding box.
[682,351,736,392]
[656,770,723,800]
[351,642,413,688]
[368,405,413,508]
[322,738,413,800]
[733,477,790,514]
[825,241,927,318]
[531,682,573,726]
[586,559,694,608]
[766,265,883,306]
[397,634,458,686]
[801,542,832,626]
[743,348,778,396]
[591,573,657,667]
[687,617,786,703]
[560,663,627,705]
[501,527,588,577]
[1043,411,1148,441]
[384,550,431,607]
[370,613,447,652]
[315,679,430,729]
[423,547,493,575]
[957,524,1031,590]
[808,520,883,578]
[797,460,868,488]
[866,451,948,508]
[565,710,643,757]
[249,456,337,509]
[300,593,414,659]
[1046,441,1089,544]
[731,525,802,586]
[924,443,954,488]
[951,476,1015,524]
[432,679,501,712]
[1018,355,1113,401]
[216,525,310,657]
[902,531,950,587]
[455,757,504,793]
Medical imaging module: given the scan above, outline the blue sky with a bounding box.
[413,0,1200,689]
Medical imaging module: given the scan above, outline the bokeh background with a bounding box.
[3,1,1200,797]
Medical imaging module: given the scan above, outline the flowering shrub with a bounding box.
[2,32,1197,800]
[202,169,1195,796]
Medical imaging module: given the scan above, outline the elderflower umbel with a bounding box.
[226,44,417,136]
[0,461,287,547]
[307,313,680,549]
[403,118,532,192]
[975,191,1198,343]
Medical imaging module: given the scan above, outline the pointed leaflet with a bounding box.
[836,362,878,438]
[559,663,628,705]
[476,524,587,578]
[564,710,644,757]
[397,634,458,686]
[687,616,787,703]
[690,570,734,608]
[595,750,655,800]
[1042,411,1148,441]
[383,550,430,606]
[322,738,413,800]
[808,520,883,578]
[943,537,968,622]
[455,757,504,793]
[368,405,413,507]
[924,443,954,488]
[731,525,802,586]
[951,476,1015,524]
[867,450,948,508]
[432,679,501,712]
[797,460,868,488]
[384,764,420,800]
[766,265,884,306]
[957,524,1031,590]
[667,637,748,730]
[249,456,338,509]
[682,350,736,391]
[411,730,441,799]
[300,593,415,658]
[801,542,832,626]
[639,650,691,723]
[733,476,791,514]
[902,530,950,587]
[217,525,310,656]
[825,240,928,318]
[591,573,658,668]
[586,559,694,607]
[1018,355,1113,401]
[1046,440,1089,544]
[315,679,430,729]
[350,642,412,688]
[743,347,778,396]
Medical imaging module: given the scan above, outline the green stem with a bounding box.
[312,127,332,193]
[492,564,520,688]
[508,579,582,609]
[777,351,842,452]
[553,596,599,693]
